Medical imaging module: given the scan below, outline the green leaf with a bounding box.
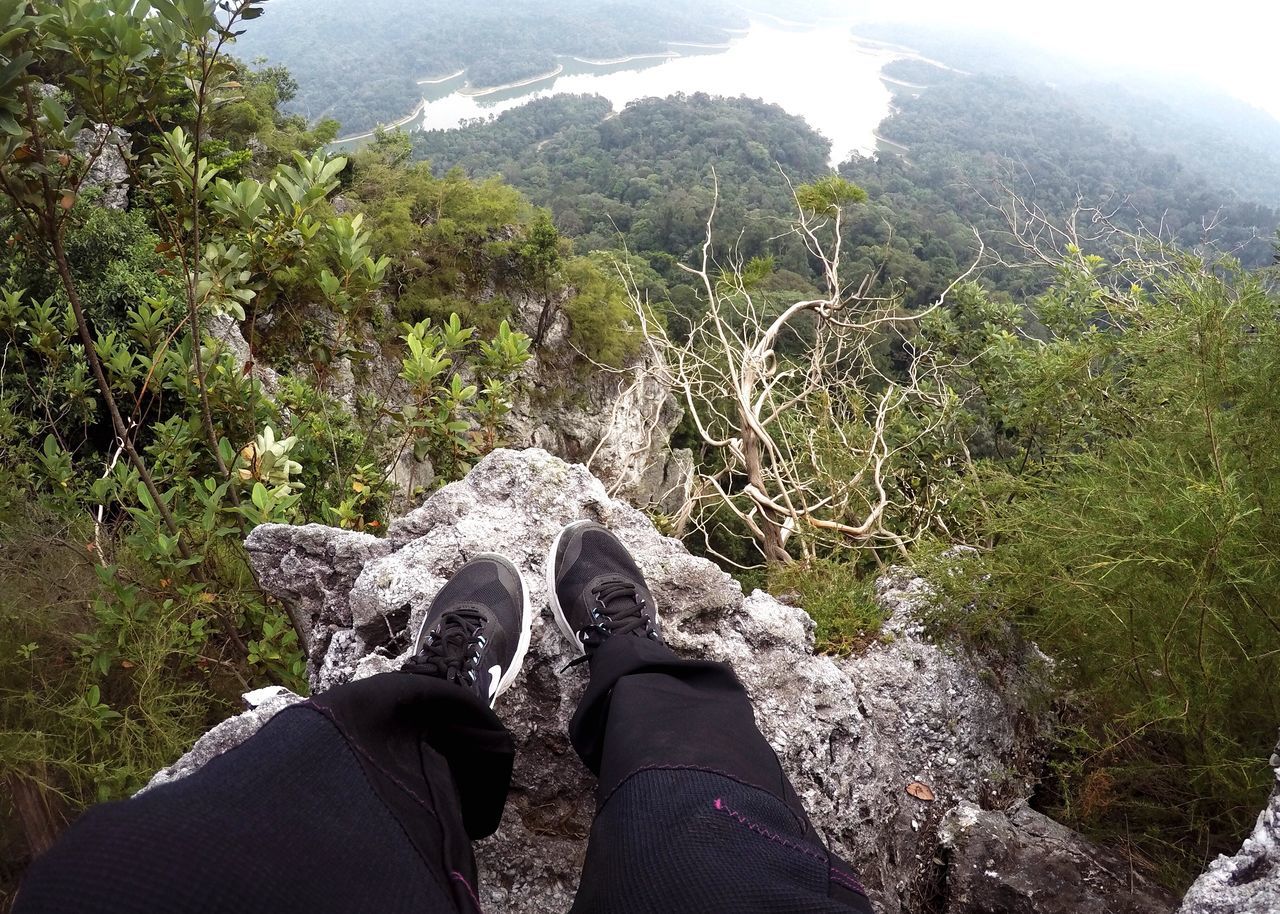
[39,95,66,130]
[0,26,27,49]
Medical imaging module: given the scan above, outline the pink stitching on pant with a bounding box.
[451,871,484,912]
[714,798,867,898]
[829,867,868,895]
[713,797,828,864]
[601,765,807,829]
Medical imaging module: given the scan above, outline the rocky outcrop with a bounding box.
[74,124,131,210]
[506,294,691,515]
[237,283,689,515]
[506,348,692,516]
[38,85,129,215]
[150,448,1066,913]
[208,313,280,395]
[1178,737,1280,914]
[939,801,1177,913]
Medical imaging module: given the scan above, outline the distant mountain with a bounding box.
[1068,81,1280,209]
[856,23,1280,210]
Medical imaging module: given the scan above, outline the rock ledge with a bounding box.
[152,449,1150,913]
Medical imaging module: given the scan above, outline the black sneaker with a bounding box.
[546,520,661,659]
[402,553,531,707]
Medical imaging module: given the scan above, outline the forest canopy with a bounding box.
[232,0,745,135]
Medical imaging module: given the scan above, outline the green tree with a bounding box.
[0,2,531,877]
[521,209,563,346]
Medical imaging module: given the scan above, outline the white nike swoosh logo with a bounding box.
[487,664,503,701]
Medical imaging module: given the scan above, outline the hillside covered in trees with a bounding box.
[232,0,745,135]
[6,0,1280,906]
[412,71,1279,309]
[860,22,1280,210]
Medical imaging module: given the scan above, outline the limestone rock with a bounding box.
[505,334,691,516]
[135,449,1057,912]
[939,801,1177,913]
[142,687,303,794]
[1178,738,1280,914]
[74,124,131,211]
[208,312,280,394]
[240,522,392,660]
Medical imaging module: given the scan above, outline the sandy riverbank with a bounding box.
[666,40,733,50]
[873,131,910,155]
[570,51,676,66]
[417,68,466,86]
[334,101,426,144]
[851,33,970,76]
[880,75,928,90]
[461,64,565,97]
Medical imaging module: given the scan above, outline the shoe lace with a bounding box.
[567,576,656,666]
[404,607,487,686]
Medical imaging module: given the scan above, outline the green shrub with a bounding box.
[930,254,1280,888]
[768,558,885,653]
[0,516,235,808]
[562,255,641,367]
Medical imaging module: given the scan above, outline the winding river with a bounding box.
[336,18,920,165]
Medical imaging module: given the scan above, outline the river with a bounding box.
[339,18,916,165]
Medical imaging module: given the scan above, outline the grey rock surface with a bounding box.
[208,312,279,395]
[142,448,1058,913]
[143,686,302,794]
[242,522,391,659]
[74,124,131,210]
[505,319,692,516]
[1178,740,1280,914]
[939,800,1177,913]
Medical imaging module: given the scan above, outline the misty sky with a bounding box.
[855,0,1280,120]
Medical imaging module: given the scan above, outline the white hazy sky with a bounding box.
[852,0,1280,120]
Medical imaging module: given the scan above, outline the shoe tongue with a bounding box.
[435,605,484,643]
[593,576,637,611]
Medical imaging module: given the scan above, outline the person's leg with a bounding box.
[16,553,531,914]
[548,521,873,914]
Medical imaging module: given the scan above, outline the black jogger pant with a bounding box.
[15,635,873,914]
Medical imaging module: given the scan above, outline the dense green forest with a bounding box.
[412,72,1279,309]
[233,0,743,135]
[5,0,1280,903]
[853,69,1278,264]
[418,96,828,269]
[862,23,1280,210]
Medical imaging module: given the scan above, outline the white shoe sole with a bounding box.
[546,520,595,657]
[544,521,660,658]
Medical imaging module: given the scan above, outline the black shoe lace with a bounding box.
[404,607,486,687]
[566,576,656,668]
